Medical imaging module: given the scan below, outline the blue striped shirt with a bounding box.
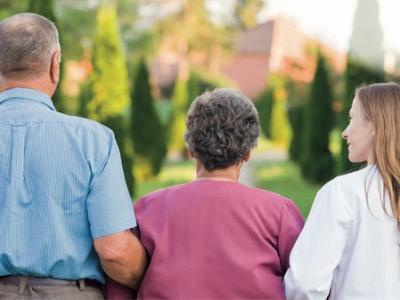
[0,88,136,283]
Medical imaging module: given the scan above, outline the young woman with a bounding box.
[284,82,400,299]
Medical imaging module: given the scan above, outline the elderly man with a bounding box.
[0,13,147,299]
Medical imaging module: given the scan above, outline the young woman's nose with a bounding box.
[341,127,348,140]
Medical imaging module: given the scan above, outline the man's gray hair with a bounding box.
[184,88,260,171]
[0,13,60,80]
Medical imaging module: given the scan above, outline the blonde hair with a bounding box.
[356,82,400,223]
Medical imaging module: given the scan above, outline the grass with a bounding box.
[136,157,321,218]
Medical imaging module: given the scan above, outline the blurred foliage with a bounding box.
[56,0,141,61]
[131,58,167,180]
[27,0,56,20]
[288,105,304,163]
[234,0,264,29]
[153,0,233,73]
[78,80,92,117]
[0,0,25,19]
[268,75,292,148]
[287,81,309,163]
[339,0,384,173]
[301,53,335,183]
[57,5,96,60]
[168,79,189,154]
[88,3,130,120]
[255,87,274,139]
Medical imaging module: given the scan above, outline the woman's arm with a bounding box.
[284,180,352,300]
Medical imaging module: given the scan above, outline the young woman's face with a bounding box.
[342,98,375,163]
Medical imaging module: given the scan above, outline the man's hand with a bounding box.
[94,229,147,289]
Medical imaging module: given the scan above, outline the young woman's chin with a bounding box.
[348,154,367,164]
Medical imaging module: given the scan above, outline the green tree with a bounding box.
[288,105,304,163]
[88,4,134,195]
[27,0,65,112]
[88,4,130,120]
[301,54,335,183]
[187,71,202,110]
[78,81,92,118]
[234,0,264,29]
[286,80,309,163]
[0,0,25,19]
[255,87,274,139]
[27,0,56,20]
[268,75,292,148]
[131,58,167,180]
[340,0,384,172]
[168,79,189,154]
[153,0,231,74]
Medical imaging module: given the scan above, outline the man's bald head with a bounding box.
[0,13,60,81]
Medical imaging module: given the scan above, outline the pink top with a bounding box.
[107,180,303,299]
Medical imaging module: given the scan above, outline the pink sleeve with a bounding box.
[278,200,304,273]
[105,277,137,300]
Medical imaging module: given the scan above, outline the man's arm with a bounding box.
[94,230,148,289]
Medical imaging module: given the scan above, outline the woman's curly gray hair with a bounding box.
[184,88,260,171]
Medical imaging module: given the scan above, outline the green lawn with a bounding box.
[136,158,321,218]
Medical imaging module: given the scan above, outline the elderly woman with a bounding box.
[108,88,303,299]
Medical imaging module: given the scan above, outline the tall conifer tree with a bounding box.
[89,4,134,195]
[340,0,384,172]
[255,88,274,139]
[131,58,167,179]
[301,54,335,183]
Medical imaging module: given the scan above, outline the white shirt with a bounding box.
[284,166,400,300]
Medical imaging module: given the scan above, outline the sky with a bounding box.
[262,0,400,52]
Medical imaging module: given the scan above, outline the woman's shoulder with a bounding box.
[312,166,376,218]
[244,185,299,211]
[325,165,375,195]
[134,183,188,209]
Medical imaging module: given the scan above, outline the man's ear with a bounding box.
[50,49,61,84]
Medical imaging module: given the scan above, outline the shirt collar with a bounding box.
[0,88,56,111]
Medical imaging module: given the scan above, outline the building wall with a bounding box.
[223,54,270,99]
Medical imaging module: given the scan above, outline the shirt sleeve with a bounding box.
[87,137,136,239]
[278,199,304,273]
[284,180,352,300]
